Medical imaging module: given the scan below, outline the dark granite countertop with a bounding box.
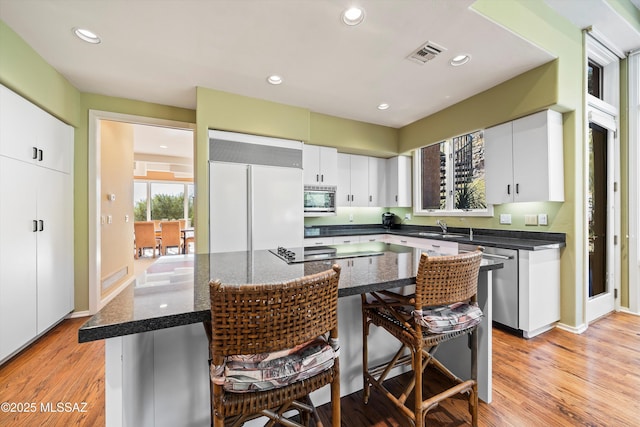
[304,224,566,251]
[78,243,502,343]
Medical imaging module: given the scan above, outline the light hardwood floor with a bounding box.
[1,313,639,426]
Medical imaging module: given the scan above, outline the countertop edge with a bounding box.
[305,226,566,251]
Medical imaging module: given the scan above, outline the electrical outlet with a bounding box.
[499,214,511,225]
[404,213,411,220]
[524,214,538,226]
[349,213,353,222]
[538,213,548,226]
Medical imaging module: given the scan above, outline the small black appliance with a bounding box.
[382,212,396,229]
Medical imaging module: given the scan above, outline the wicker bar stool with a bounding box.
[206,264,341,427]
[361,248,484,427]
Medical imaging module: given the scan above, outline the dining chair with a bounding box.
[205,264,341,427]
[159,220,183,255]
[133,221,160,258]
[361,248,484,427]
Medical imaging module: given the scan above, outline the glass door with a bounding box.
[586,107,618,322]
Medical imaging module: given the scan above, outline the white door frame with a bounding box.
[585,100,620,323]
[628,52,640,313]
[88,110,194,314]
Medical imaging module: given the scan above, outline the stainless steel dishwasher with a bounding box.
[461,244,519,330]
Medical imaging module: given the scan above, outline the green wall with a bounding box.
[310,113,398,157]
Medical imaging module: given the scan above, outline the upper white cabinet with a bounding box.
[0,85,74,363]
[368,157,386,207]
[337,153,369,207]
[0,85,72,174]
[386,155,412,207]
[484,110,564,204]
[303,144,338,186]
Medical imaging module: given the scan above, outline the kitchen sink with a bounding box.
[440,233,465,239]
[413,232,465,239]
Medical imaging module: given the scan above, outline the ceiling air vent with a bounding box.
[407,41,447,64]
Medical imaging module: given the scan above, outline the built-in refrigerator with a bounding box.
[208,130,303,253]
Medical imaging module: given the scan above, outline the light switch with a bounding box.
[499,214,511,225]
[538,213,548,225]
[525,214,538,226]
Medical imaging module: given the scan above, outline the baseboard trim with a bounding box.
[556,322,588,335]
[618,307,640,316]
[69,310,91,319]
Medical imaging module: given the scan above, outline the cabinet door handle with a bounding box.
[38,149,43,162]
[395,195,398,202]
[351,195,354,202]
[507,184,511,195]
[516,183,519,194]
[32,147,39,160]
[369,195,372,202]
[320,174,324,182]
[316,174,319,182]
[33,220,38,232]
[39,220,44,231]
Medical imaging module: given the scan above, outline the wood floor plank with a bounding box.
[1,312,640,426]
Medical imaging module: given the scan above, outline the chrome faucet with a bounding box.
[436,219,447,234]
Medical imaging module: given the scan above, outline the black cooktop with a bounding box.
[269,244,384,264]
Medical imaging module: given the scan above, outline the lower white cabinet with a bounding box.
[304,237,335,246]
[0,88,74,363]
[518,248,561,338]
[384,235,458,255]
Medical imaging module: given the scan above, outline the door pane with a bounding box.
[420,142,446,210]
[453,131,486,210]
[133,182,148,221]
[588,123,607,298]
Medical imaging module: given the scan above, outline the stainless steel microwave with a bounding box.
[304,185,336,216]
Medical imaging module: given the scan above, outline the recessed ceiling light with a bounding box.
[342,7,365,26]
[73,27,101,44]
[267,75,283,85]
[159,145,168,149]
[377,103,390,110]
[450,54,470,67]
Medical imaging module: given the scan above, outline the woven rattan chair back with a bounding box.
[414,249,483,308]
[208,264,342,427]
[210,265,340,360]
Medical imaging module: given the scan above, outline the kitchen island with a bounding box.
[79,243,502,427]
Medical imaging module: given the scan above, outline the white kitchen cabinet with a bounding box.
[368,157,386,207]
[484,110,564,204]
[0,85,74,363]
[518,248,561,338]
[333,235,360,245]
[359,234,386,243]
[386,156,412,207]
[0,85,72,174]
[304,237,335,246]
[385,235,457,255]
[303,144,338,186]
[337,153,369,207]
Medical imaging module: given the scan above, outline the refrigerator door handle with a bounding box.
[247,164,253,252]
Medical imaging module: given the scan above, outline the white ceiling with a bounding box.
[0,0,557,129]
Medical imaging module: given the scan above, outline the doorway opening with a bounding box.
[88,110,195,314]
